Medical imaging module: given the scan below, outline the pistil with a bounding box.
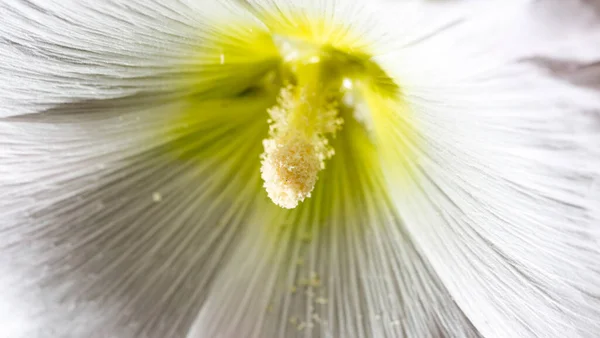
[260,60,343,209]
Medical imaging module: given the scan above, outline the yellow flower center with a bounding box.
[260,46,350,208]
[166,12,411,211]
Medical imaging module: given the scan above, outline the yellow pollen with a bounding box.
[261,132,322,209]
[260,61,342,209]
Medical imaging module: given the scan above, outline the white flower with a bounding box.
[1,0,600,337]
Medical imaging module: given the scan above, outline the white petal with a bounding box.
[187,118,480,338]
[374,3,600,337]
[0,0,278,116]
[373,0,600,89]
[0,94,272,337]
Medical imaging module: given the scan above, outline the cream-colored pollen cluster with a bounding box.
[261,133,321,209]
[261,85,341,209]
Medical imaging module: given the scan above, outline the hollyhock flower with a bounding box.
[1,0,600,337]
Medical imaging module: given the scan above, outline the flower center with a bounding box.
[260,43,351,209]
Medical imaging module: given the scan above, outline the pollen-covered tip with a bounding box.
[261,133,321,209]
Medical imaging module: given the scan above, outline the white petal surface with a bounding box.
[374,2,600,337]
[392,72,600,338]
[0,93,272,337]
[0,0,278,116]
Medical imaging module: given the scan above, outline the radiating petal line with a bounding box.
[0,0,280,117]
[0,93,271,337]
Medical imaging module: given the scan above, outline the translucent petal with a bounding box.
[0,93,273,337]
[0,0,280,116]
[372,0,600,92]
[371,3,600,335]
[387,70,600,338]
[186,117,480,338]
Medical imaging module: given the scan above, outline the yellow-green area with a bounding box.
[158,13,418,233]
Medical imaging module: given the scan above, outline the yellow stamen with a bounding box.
[261,131,322,209]
[260,61,342,209]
